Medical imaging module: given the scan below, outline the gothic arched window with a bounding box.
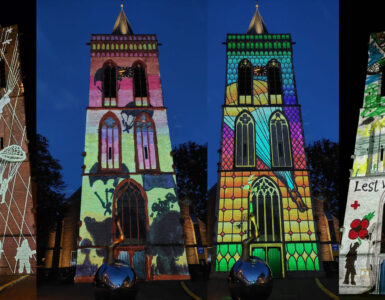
[267,59,283,104]
[251,176,282,242]
[114,179,147,245]
[235,111,255,168]
[270,111,292,168]
[133,62,148,106]
[103,61,117,106]
[134,113,158,171]
[238,59,253,105]
[99,113,121,170]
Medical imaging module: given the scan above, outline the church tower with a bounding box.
[76,4,189,281]
[214,5,321,278]
[0,25,36,275]
[340,31,385,295]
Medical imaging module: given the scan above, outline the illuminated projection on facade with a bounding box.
[0,25,35,275]
[214,6,319,278]
[340,31,385,295]
[76,5,189,281]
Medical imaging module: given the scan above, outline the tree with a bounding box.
[172,142,207,221]
[305,139,339,216]
[35,134,67,264]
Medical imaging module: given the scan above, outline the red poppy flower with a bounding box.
[348,212,375,241]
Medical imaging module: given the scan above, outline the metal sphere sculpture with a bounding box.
[93,205,138,300]
[228,215,273,300]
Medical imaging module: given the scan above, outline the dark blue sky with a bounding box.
[37,0,338,195]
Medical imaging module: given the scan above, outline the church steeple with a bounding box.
[112,3,133,35]
[247,3,268,34]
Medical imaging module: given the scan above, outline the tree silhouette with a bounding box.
[305,139,339,216]
[172,142,207,221]
[35,134,66,264]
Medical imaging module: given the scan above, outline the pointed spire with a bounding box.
[247,3,268,35]
[112,1,134,35]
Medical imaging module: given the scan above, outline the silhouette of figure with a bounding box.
[15,239,36,273]
[343,242,360,285]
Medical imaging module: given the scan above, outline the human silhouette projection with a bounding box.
[15,239,36,273]
[343,242,360,285]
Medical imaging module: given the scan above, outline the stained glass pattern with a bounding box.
[285,243,319,271]
[283,107,306,169]
[221,123,234,170]
[216,244,242,272]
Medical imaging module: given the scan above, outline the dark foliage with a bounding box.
[35,134,66,264]
[305,139,339,217]
[172,142,207,221]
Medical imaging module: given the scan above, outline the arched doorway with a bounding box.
[112,179,150,280]
[249,176,284,278]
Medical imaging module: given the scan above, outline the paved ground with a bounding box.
[0,275,36,300]
[0,272,339,300]
[37,280,205,300]
[208,273,338,300]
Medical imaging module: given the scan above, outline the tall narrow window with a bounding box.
[270,111,292,168]
[134,113,158,171]
[103,61,117,106]
[114,179,147,245]
[381,66,385,97]
[251,176,282,242]
[99,113,121,170]
[367,129,375,175]
[0,60,5,88]
[133,62,148,106]
[238,59,253,105]
[235,111,255,168]
[267,59,283,104]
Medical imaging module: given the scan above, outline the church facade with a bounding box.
[0,25,35,275]
[340,31,385,294]
[214,5,322,278]
[75,6,189,281]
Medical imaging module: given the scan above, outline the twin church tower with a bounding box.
[76,3,323,281]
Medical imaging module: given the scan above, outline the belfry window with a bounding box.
[270,111,292,168]
[103,61,117,106]
[134,113,158,171]
[133,62,148,106]
[99,114,120,170]
[238,59,253,105]
[0,60,6,88]
[235,111,255,168]
[267,59,283,104]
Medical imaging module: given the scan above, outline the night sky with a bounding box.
[37,0,338,196]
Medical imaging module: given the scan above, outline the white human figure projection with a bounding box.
[15,239,35,273]
[0,88,11,114]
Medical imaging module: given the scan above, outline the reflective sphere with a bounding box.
[93,260,137,300]
[228,257,273,300]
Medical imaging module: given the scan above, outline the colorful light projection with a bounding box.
[0,25,36,275]
[340,32,385,295]
[76,11,188,281]
[215,33,319,277]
